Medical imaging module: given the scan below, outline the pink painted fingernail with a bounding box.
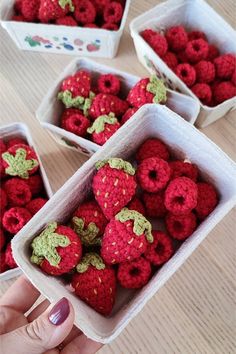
[48,297,70,326]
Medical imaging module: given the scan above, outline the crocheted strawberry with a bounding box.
[89,93,129,120]
[92,158,137,220]
[127,76,167,108]
[87,113,121,145]
[31,222,82,275]
[2,144,39,179]
[71,253,116,316]
[101,208,153,264]
[38,0,74,23]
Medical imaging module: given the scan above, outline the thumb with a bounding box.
[1,297,74,354]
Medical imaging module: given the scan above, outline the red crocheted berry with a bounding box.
[144,230,174,266]
[4,178,32,207]
[165,26,188,52]
[169,161,198,181]
[0,188,8,210]
[214,54,236,80]
[166,212,197,240]
[121,107,138,125]
[195,182,218,220]
[89,93,129,120]
[26,174,43,196]
[117,257,151,289]
[59,70,91,100]
[162,51,178,70]
[38,0,72,22]
[137,157,171,193]
[141,29,156,42]
[0,157,6,179]
[207,45,220,61]
[14,0,22,14]
[164,177,198,215]
[231,69,236,85]
[93,0,110,15]
[175,63,196,87]
[185,39,209,63]
[148,33,168,57]
[0,253,7,273]
[97,74,121,95]
[88,115,121,146]
[56,16,78,26]
[11,15,27,21]
[188,30,207,41]
[212,81,236,104]
[136,138,170,163]
[143,191,167,218]
[195,60,215,83]
[26,198,48,216]
[21,0,40,21]
[0,229,5,251]
[5,243,17,269]
[0,139,7,153]
[7,138,26,149]
[177,50,188,63]
[104,1,123,24]
[192,83,212,105]
[102,22,119,31]
[127,197,146,215]
[61,109,90,137]
[84,23,99,28]
[2,207,31,234]
[74,0,96,24]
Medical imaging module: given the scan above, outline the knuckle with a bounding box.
[24,318,49,348]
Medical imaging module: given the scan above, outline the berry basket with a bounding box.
[130,0,236,127]
[0,122,53,281]
[36,57,200,156]
[12,104,236,343]
[0,0,131,58]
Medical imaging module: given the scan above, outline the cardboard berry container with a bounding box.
[36,57,200,156]
[0,122,53,281]
[12,104,236,343]
[0,0,131,58]
[130,0,236,128]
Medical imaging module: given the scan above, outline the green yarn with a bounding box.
[30,222,71,266]
[76,252,105,273]
[116,208,153,243]
[82,91,95,117]
[57,90,85,109]
[146,75,167,104]
[87,113,117,134]
[95,158,135,175]
[72,217,101,247]
[58,0,74,11]
[2,148,39,179]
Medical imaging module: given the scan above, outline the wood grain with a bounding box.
[0,0,235,353]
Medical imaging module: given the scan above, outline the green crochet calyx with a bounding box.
[87,113,118,134]
[76,252,105,273]
[57,90,95,116]
[95,158,135,175]
[58,0,74,12]
[146,75,167,104]
[31,222,71,266]
[83,91,95,116]
[72,217,101,247]
[116,208,153,243]
[2,148,39,179]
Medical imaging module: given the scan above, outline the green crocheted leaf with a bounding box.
[59,0,74,12]
[30,222,71,267]
[2,148,39,179]
[146,75,167,104]
[57,90,85,108]
[87,113,117,134]
[76,252,105,273]
[82,91,95,117]
[95,158,135,175]
[72,217,101,247]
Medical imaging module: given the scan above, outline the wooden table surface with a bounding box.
[0,0,235,353]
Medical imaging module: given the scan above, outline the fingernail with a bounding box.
[48,297,70,326]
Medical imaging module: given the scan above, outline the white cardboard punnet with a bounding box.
[130,0,236,128]
[12,105,236,343]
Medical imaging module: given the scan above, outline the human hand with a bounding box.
[0,275,102,354]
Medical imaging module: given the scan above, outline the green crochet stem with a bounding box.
[95,158,135,176]
[30,222,71,267]
[146,75,167,104]
[58,0,74,12]
[72,217,101,247]
[116,208,153,243]
[87,113,117,134]
[76,252,105,273]
[57,90,85,109]
[2,148,39,179]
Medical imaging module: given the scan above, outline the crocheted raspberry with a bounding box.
[56,16,78,26]
[144,230,173,266]
[71,253,116,316]
[127,76,167,108]
[93,0,110,15]
[231,70,236,86]
[0,188,8,210]
[21,0,40,21]
[26,198,48,216]
[74,0,96,24]
[127,197,146,215]
[31,222,82,276]
[61,109,90,137]
[7,138,26,149]
[2,144,39,179]
[121,107,138,125]
[2,207,31,234]
[38,0,74,23]
[166,212,197,240]
[169,161,198,181]
[5,243,17,269]
[84,23,99,28]
[147,33,168,57]
[101,208,153,264]
[136,138,170,162]
[87,113,120,145]
[164,177,198,215]
[175,63,196,87]
[141,29,156,42]
[26,174,43,196]
[212,81,236,105]
[185,39,209,63]
[192,83,212,105]
[104,2,123,24]
[207,45,219,61]
[165,26,188,52]
[97,74,121,95]
[89,93,129,120]
[214,54,236,79]
[143,191,167,218]
[0,253,7,273]
[92,158,137,219]
[0,139,7,153]
[162,51,178,70]
[195,60,215,83]
[101,23,119,31]
[0,229,5,251]
[137,157,171,193]
[195,182,218,220]
[117,257,151,289]
[71,200,107,246]
[188,30,207,41]
[4,178,32,207]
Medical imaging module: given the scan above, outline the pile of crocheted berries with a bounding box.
[57,69,167,145]
[141,25,236,106]
[0,137,48,274]
[12,0,126,31]
[30,146,218,316]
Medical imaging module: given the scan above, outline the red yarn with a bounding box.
[104,2,123,24]
[21,0,40,21]
[214,54,236,80]
[207,45,219,61]
[148,33,168,57]
[60,70,91,99]
[0,229,5,251]
[26,198,47,216]
[175,63,196,87]
[121,107,138,125]
[185,39,209,63]
[11,15,27,21]
[93,0,110,15]
[188,30,207,41]
[90,120,120,146]
[84,23,99,28]
[169,161,198,181]
[97,74,121,95]
[117,257,151,289]
[212,81,236,104]
[195,60,215,83]
[101,23,119,31]
[38,0,71,22]
[0,188,8,210]
[165,26,188,52]
[143,191,167,218]
[136,138,170,162]
[56,16,78,26]
[0,253,7,273]
[74,0,96,24]
[89,93,129,120]
[231,70,236,85]
[5,243,17,269]
[7,138,26,149]
[144,230,174,266]
[192,83,212,105]
[127,197,146,215]
[195,182,218,220]
[2,207,31,234]
[162,51,178,70]
[0,139,7,153]
[166,212,197,240]
[26,174,43,196]
[4,178,32,207]
[61,109,90,137]
[141,29,156,42]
